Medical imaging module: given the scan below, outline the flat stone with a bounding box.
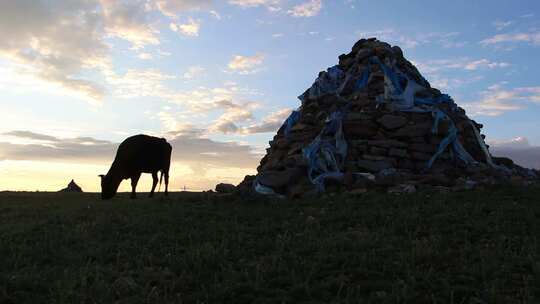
[284,155,306,168]
[377,114,408,130]
[392,46,403,58]
[287,143,304,155]
[275,138,288,149]
[411,151,432,161]
[338,54,355,68]
[356,159,393,172]
[388,148,407,158]
[350,139,368,146]
[367,139,407,148]
[362,154,389,161]
[355,48,374,61]
[370,146,387,155]
[409,143,437,154]
[343,121,379,137]
[290,123,309,131]
[258,168,304,189]
[493,157,514,168]
[345,112,373,121]
[398,159,415,170]
[393,122,432,138]
[388,184,417,194]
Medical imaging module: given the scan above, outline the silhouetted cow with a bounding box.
[99,134,172,200]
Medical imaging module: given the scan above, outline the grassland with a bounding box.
[1,187,539,303]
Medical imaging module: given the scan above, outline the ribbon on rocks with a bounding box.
[298,65,345,102]
[282,109,301,139]
[303,108,348,192]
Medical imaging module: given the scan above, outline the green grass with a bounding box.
[1,187,540,303]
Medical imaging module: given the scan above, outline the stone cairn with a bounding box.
[59,179,83,192]
[238,38,539,198]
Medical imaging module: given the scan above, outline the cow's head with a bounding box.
[99,174,119,200]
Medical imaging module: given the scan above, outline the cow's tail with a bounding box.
[158,170,164,192]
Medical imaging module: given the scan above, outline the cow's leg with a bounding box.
[164,171,169,196]
[130,173,141,199]
[149,172,158,198]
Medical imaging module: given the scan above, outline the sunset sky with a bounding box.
[1,0,539,192]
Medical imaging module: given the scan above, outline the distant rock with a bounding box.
[215,183,236,194]
[59,180,83,192]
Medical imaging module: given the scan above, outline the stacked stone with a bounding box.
[239,38,538,198]
[59,179,83,192]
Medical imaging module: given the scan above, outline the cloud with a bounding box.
[411,57,508,90]
[356,30,465,49]
[424,75,484,91]
[0,0,109,102]
[463,85,540,117]
[170,18,201,36]
[0,130,260,169]
[492,20,513,31]
[210,120,240,134]
[463,59,510,70]
[488,137,540,169]
[228,0,282,11]
[414,58,510,74]
[207,100,259,134]
[154,0,213,18]
[137,81,264,136]
[4,130,61,142]
[489,137,530,149]
[357,29,420,49]
[105,68,176,99]
[100,0,160,48]
[480,31,540,46]
[463,88,524,117]
[287,0,322,17]
[228,54,265,74]
[183,66,206,79]
[0,1,219,102]
[515,87,540,103]
[206,108,293,135]
[241,108,292,134]
[0,132,117,163]
[209,10,222,19]
[137,52,153,60]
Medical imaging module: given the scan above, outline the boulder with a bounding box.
[215,183,236,194]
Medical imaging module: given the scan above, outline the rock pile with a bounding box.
[59,179,83,192]
[239,38,539,198]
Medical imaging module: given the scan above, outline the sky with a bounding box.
[1,0,539,192]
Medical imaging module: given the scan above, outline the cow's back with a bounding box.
[112,134,171,177]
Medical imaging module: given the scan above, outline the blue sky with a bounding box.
[0,0,539,191]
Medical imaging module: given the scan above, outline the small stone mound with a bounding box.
[59,179,83,192]
[215,183,236,194]
[241,38,539,198]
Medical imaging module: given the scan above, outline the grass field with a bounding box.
[1,187,540,303]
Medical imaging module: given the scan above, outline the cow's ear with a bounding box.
[98,174,104,179]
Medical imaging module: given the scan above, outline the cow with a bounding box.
[99,134,172,200]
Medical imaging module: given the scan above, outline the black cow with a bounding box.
[99,134,172,200]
